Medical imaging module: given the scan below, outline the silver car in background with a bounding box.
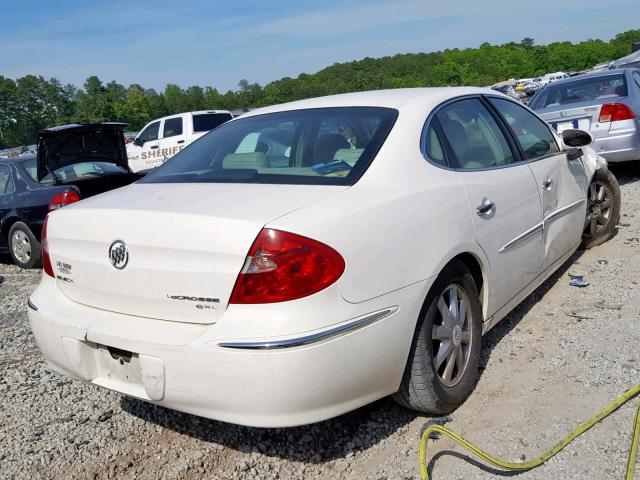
[529,68,640,163]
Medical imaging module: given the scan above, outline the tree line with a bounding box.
[1,29,639,148]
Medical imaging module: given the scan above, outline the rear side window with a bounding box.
[163,117,183,138]
[529,74,627,109]
[138,121,160,142]
[489,98,559,159]
[193,113,233,132]
[424,124,446,166]
[141,107,398,186]
[436,99,515,170]
[634,71,640,89]
[0,165,14,195]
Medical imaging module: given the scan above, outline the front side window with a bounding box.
[529,74,627,109]
[489,98,559,159]
[138,121,160,142]
[0,165,14,195]
[141,107,398,186]
[436,99,515,170]
[163,117,183,138]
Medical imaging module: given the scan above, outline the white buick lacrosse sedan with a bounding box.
[29,88,620,427]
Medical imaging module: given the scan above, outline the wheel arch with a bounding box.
[434,250,490,323]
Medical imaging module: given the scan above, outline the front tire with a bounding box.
[393,260,482,414]
[8,222,42,269]
[581,169,621,250]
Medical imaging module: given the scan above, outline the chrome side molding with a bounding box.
[217,307,399,350]
[27,298,38,311]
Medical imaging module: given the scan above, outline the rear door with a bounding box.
[487,97,588,270]
[158,115,187,162]
[435,98,544,316]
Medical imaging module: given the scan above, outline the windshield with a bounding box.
[192,113,234,132]
[141,107,398,186]
[530,74,627,109]
[20,158,127,185]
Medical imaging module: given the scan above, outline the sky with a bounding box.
[1,0,638,92]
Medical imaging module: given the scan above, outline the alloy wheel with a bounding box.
[585,181,613,239]
[11,230,32,264]
[431,284,473,387]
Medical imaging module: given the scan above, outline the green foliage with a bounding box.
[1,29,638,148]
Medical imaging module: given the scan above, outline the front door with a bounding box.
[434,97,544,316]
[487,97,589,270]
[0,165,16,248]
[127,120,161,172]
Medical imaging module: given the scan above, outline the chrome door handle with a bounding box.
[542,178,553,190]
[475,199,495,215]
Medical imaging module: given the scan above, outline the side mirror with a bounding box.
[562,129,592,148]
[133,137,145,147]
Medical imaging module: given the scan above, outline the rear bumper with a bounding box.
[28,276,428,427]
[591,125,640,163]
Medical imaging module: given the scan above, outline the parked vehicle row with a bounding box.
[29,87,620,427]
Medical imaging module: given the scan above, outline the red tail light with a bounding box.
[41,216,54,277]
[48,190,80,211]
[598,103,636,123]
[229,229,345,304]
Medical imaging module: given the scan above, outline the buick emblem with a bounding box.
[109,240,129,270]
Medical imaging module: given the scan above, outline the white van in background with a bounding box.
[127,110,233,172]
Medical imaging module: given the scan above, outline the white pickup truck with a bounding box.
[126,110,233,172]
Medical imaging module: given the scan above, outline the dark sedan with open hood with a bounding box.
[1,123,144,269]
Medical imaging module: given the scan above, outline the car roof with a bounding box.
[41,122,129,135]
[241,87,497,117]
[155,110,233,121]
[545,68,635,87]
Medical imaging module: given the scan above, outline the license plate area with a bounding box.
[95,345,143,385]
[554,120,578,133]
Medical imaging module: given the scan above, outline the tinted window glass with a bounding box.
[141,107,398,186]
[163,117,183,138]
[529,74,627,109]
[193,113,233,132]
[489,98,559,159]
[0,165,14,194]
[634,72,640,89]
[424,124,446,166]
[436,99,515,170]
[19,159,126,185]
[138,121,160,142]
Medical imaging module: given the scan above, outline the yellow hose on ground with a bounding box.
[419,384,640,479]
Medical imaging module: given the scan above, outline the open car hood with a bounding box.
[37,122,129,181]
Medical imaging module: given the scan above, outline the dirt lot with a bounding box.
[1,164,639,480]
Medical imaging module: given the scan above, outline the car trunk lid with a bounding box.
[37,122,130,181]
[46,182,345,324]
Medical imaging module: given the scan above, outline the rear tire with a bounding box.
[8,222,42,269]
[393,259,482,414]
[580,169,620,250]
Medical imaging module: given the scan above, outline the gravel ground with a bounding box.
[1,164,639,480]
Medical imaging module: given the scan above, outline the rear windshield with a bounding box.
[192,113,233,132]
[19,158,126,185]
[530,74,627,109]
[141,107,398,186]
